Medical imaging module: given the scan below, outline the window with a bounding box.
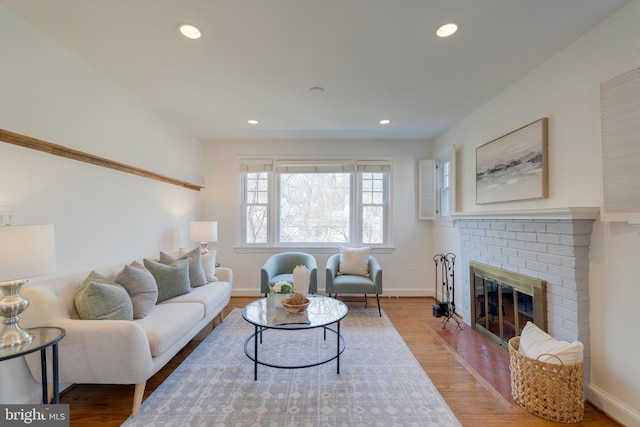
[360,172,386,244]
[244,172,269,243]
[240,158,390,246]
[436,146,456,223]
[279,172,351,243]
[240,161,273,244]
[418,146,455,223]
[439,159,451,217]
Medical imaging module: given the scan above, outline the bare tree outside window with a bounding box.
[245,172,269,243]
[241,159,390,246]
[279,173,351,243]
[361,172,384,244]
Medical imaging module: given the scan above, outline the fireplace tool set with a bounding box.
[432,252,462,330]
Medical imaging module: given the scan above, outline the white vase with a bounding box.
[293,265,310,295]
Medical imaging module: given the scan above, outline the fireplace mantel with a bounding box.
[449,207,600,221]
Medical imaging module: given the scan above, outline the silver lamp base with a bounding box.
[0,279,34,349]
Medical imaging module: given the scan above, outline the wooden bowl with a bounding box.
[281,298,311,314]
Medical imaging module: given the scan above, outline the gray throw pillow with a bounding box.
[143,258,191,302]
[75,271,134,321]
[115,261,158,319]
[160,248,207,288]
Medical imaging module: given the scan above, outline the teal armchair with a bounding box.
[325,253,383,316]
[260,252,318,295]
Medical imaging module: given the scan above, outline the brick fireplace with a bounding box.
[451,207,599,387]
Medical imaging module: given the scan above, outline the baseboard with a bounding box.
[588,383,640,427]
[231,288,435,297]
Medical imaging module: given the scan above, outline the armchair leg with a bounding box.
[364,294,368,308]
[376,294,381,317]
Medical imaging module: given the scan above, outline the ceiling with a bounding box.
[1,0,629,140]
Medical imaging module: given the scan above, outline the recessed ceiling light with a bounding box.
[178,23,202,39]
[379,119,391,125]
[247,119,259,125]
[436,22,459,38]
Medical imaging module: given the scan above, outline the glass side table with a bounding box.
[0,327,65,404]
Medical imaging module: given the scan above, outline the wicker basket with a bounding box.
[509,336,585,423]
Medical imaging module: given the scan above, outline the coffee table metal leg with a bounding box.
[40,348,48,404]
[52,343,59,404]
[337,321,340,374]
[254,325,259,380]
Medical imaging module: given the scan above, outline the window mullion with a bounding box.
[354,173,362,244]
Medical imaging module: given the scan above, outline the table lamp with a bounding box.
[0,224,56,348]
[190,221,217,255]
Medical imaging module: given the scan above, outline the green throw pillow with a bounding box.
[143,258,191,302]
[160,247,207,288]
[75,271,134,321]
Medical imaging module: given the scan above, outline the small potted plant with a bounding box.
[269,281,294,306]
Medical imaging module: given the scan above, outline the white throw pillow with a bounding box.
[202,250,218,282]
[338,247,370,277]
[519,321,583,365]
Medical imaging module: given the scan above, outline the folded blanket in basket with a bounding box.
[519,321,583,365]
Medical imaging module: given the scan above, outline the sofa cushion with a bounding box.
[135,302,204,356]
[144,258,191,302]
[163,281,232,317]
[74,271,134,321]
[519,321,584,365]
[339,246,370,277]
[161,247,208,288]
[115,261,158,319]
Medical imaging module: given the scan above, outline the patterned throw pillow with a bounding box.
[74,271,134,320]
[144,258,191,302]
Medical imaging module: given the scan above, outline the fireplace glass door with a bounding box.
[470,262,546,351]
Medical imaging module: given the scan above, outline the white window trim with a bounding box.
[237,156,394,250]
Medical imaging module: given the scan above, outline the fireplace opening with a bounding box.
[470,262,547,351]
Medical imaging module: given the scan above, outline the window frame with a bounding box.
[239,157,392,249]
[435,146,456,226]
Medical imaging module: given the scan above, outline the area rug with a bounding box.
[122,308,461,427]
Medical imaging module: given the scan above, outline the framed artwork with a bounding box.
[476,118,548,204]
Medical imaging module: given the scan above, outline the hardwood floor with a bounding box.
[61,296,621,426]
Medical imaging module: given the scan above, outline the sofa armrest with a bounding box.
[24,317,153,385]
[214,267,233,285]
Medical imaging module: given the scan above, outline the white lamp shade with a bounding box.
[0,224,57,282]
[190,221,218,243]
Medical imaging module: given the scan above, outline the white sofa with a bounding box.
[20,262,232,416]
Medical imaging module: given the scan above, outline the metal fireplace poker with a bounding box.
[432,253,462,330]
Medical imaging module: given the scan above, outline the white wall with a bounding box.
[0,6,203,404]
[432,2,640,425]
[201,139,435,297]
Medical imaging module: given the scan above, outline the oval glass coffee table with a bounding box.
[242,295,348,380]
